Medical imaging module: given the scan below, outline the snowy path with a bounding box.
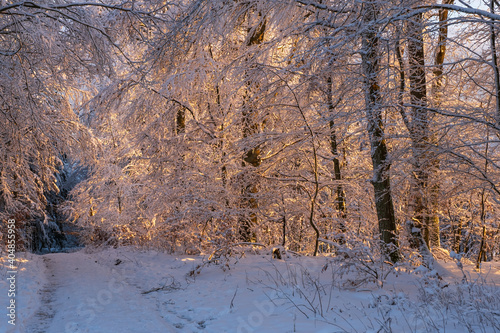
[2,248,499,333]
[19,252,175,333]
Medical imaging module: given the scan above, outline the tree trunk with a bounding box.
[490,0,500,124]
[407,11,441,252]
[361,2,400,263]
[238,11,266,242]
[176,108,186,135]
[454,218,462,253]
[327,77,347,237]
[429,0,455,249]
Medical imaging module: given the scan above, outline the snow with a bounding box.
[1,247,499,333]
[0,253,48,332]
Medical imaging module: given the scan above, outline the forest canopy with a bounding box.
[0,0,499,266]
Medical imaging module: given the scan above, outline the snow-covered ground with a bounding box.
[1,247,499,333]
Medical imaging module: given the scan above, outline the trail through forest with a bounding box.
[17,252,175,333]
[1,248,499,333]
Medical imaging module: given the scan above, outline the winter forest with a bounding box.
[1,0,500,332]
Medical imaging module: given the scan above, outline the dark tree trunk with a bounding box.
[490,0,500,124]
[407,11,441,254]
[361,2,400,263]
[176,108,186,135]
[327,77,347,237]
[327,78,346,216]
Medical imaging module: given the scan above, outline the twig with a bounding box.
[230,286,238,309]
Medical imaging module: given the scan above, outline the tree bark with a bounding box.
[407,10,441,252]
[327,77,347,236]
[490,0,500,124]
[361,2,400,263]
[238,11,266,242]
[429,0,455,249]
[176,108,186,135]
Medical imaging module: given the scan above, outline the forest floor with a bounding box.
[1,247,499,333]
